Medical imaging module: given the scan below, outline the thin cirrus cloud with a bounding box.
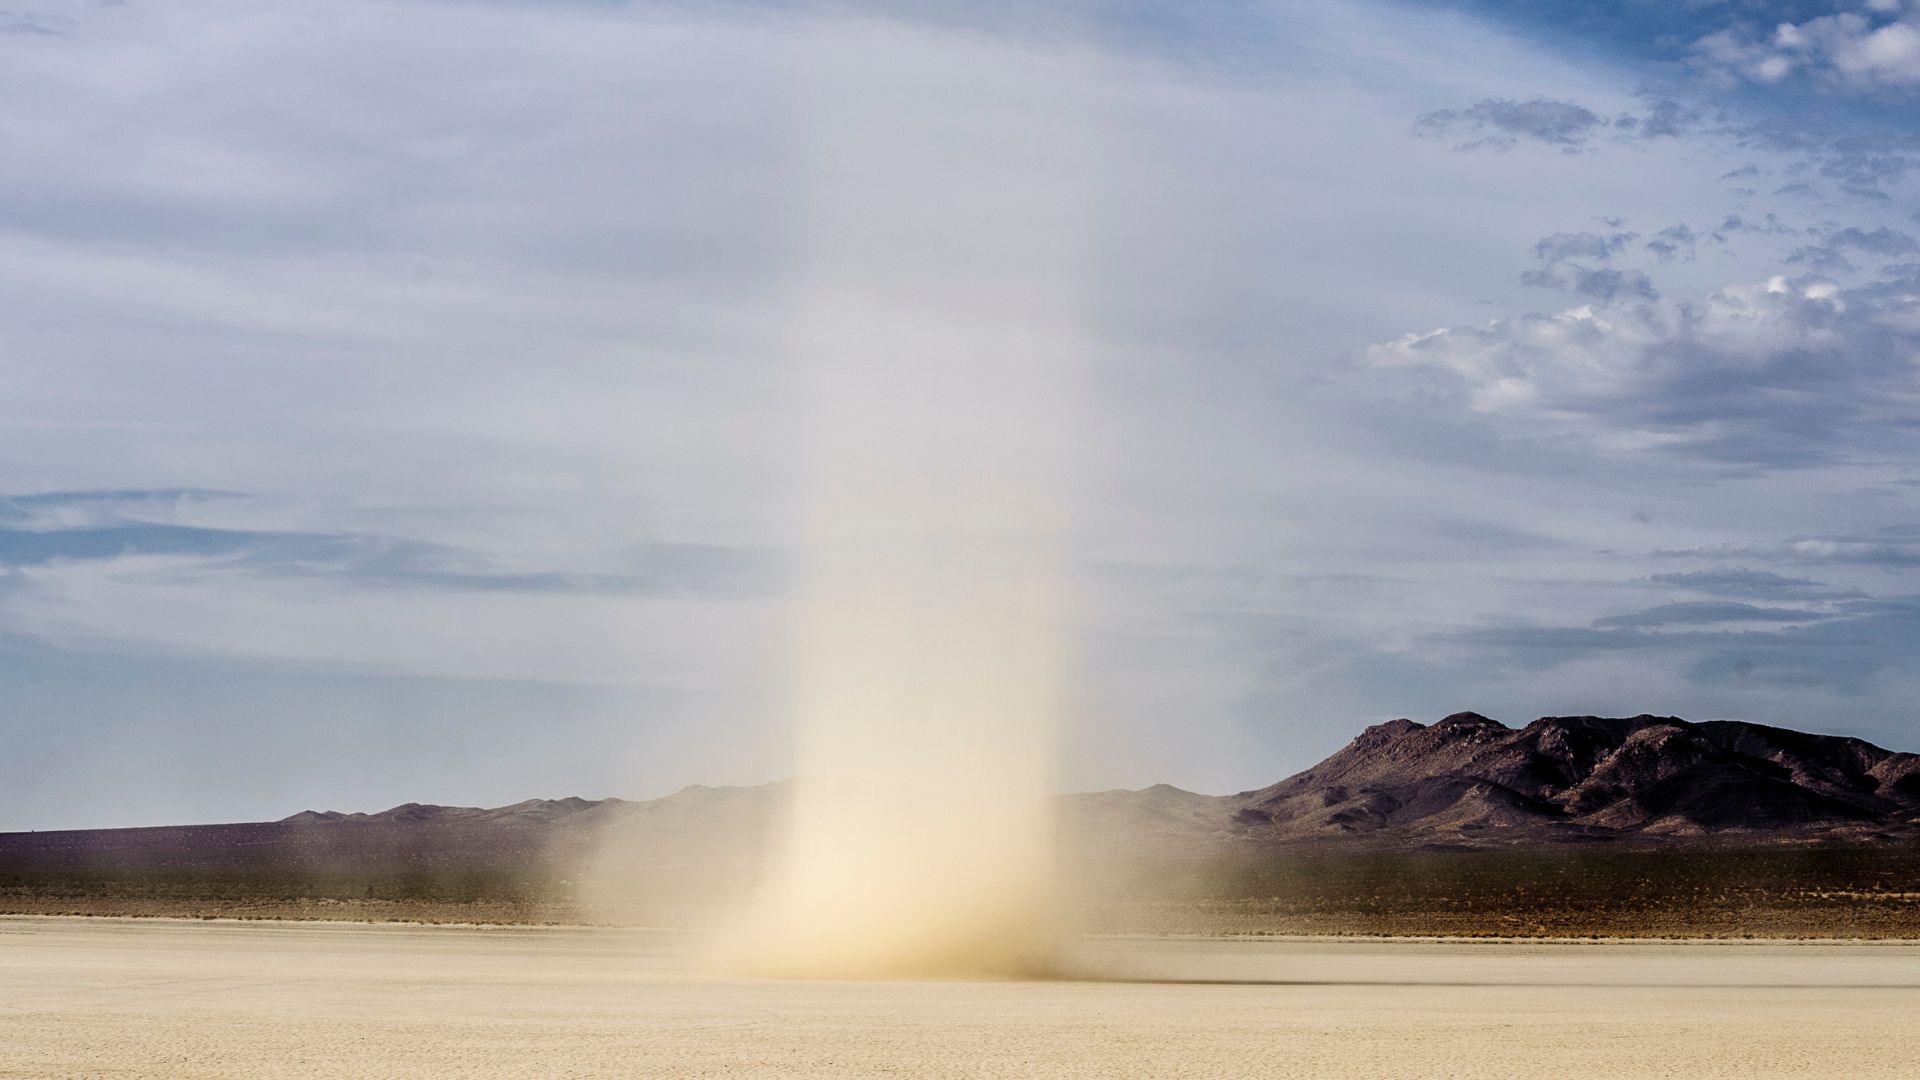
[0,490,778,599]
[1438,587,1920,696]
[1591,601,1834,629]
[1646,568,1863,600]
[1655,532,1920,570]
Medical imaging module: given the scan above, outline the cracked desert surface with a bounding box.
[3,916,1916,1079]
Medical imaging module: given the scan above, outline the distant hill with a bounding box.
[5,714,1918,879]
[1212,712,1920,848]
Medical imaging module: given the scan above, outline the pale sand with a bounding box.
[2,917,1917,1078]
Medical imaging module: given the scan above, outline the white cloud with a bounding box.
[1364,270,1920,468]
[1695,5,1920,92]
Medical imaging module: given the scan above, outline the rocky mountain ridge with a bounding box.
[1209,712,1920,848]
[12,714,1919,858]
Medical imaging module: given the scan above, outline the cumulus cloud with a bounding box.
[1694,6,1920,93]
[1364,269,1920,468]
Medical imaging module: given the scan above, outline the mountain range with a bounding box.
[7,713,1919,873]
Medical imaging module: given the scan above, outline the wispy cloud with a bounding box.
[1414,97,1606,149]
[1647,568,1862,600]
[1592,600,1833,628]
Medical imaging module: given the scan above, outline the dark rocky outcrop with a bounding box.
[1211,713,1920,848]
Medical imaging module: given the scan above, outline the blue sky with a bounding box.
[3,0,1920,827]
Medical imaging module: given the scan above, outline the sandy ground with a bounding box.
[2,916,1917,1078]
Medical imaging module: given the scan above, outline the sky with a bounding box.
[4,0,1920,828]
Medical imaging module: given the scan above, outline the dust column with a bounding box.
[733,26,1093,977]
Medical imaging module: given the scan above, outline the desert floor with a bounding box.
[2,916,1917,1078]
